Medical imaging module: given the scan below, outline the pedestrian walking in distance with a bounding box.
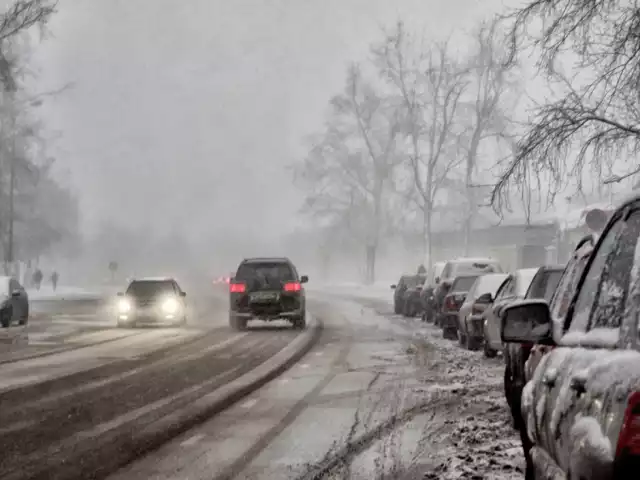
[51,271,59,291]
[33,269,43,291]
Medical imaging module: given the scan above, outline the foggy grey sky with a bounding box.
[29,0,508,240]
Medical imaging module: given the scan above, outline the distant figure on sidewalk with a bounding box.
[51,271,59,291]
[33,269,43,291]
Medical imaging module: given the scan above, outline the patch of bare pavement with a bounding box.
[109,292,524,480]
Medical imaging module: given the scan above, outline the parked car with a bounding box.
[433,257,504,326]
[419,261,446,322]
[524,236,596,383]
[402,282,424,317]
[391,274,426,315]
[502,235,595,477]
[0,276,28,328]
[457,273,509,350]
[501,195,640,479]
[439,274,480,340]
[481,268,538,358]
[503,264,565,424]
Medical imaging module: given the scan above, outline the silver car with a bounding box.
[482,268,537,357]
[457,273,508,350]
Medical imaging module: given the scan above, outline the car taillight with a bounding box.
[617,391,640,457]
[230,282,246,293]
[284,282,301,292]
[444,296,456,311]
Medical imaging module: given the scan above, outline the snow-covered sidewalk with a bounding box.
[28,286,117,301]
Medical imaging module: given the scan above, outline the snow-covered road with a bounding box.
[110,288,525,480]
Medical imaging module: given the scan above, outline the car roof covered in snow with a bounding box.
[242,257,291,264]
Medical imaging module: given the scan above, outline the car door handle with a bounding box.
[570,376,587,395]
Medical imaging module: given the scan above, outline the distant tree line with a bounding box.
[0,1,79,273]
[294,1,640,284]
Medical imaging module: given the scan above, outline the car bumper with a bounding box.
[118,308,183,324]
[440,313,458,329]
[232,307,303,320]
[467,315,485,338]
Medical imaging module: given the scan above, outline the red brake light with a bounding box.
[444,296,456,311]
[284,282,301,292]
[617,391,640,457]
[230,282,246,293]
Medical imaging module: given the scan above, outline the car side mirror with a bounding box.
[180,291,186,297]
[390,284,397,289]
[300,275,309,284]
[500,299,553,345]
[476,292,493,303]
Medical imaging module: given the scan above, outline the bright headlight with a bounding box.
[117,298,131,313]
[162,297,179,314]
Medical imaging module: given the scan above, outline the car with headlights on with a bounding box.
[116,277,187,327]
[0,276,28,328]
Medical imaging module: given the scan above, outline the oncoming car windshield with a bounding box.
[126,280,176,297]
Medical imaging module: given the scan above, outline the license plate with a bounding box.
[250,292,279,302]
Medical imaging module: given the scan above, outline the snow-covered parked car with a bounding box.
[501,196,640,479]
[503,264,564,425]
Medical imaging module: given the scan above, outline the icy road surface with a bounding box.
[111,288,525,480]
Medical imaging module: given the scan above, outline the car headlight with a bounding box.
[162,297,179,314]
[117,298,132,313]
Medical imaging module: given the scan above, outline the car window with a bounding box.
[466,279,479,300]
[441,264,452,279]
[495,277,512,299]
[236,262,295,286]
[551,250,591,325]
[126,280,176,297]
[9,279,19,291]
[451,276,478,292]
[569,214,626,332]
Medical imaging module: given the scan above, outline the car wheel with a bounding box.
[229,314,248,331]
[483,340,497,358]
[457,327,466,347]
[465,334,479,351]
[443,327,456,340]
[18,308,28,326]
[0,307,12,328]
[292,313,306,330]
[394,302,402,315]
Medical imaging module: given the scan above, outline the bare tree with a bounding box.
[295,65,402,283]
[376,22,468,265]
[459,18,519,252]
[492,0,640,209]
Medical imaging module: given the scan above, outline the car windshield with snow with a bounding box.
[502,195,640,478]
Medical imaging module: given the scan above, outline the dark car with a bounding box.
[229,257,308,330]
[433,257,504,326]
[391,274,426,315]
[503,264,564,425]
[457,273,509,350]
[116,277,187,327]
[401,279,427,317]
[500,195,640,479]
[439,274,480,340]
[0,276,28,328]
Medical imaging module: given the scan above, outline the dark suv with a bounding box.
[229,257,308,330]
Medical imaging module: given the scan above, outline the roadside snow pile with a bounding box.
[423,395,524,480]
[28,286,107,301]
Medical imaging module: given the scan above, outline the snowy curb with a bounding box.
[29,314,323,480]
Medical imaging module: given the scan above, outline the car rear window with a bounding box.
[403,275,426,288]
[452,261,500,277]
[475,274,509,296]
[126,280,175,297]
[451,276,478,292]
[236,262,295,283]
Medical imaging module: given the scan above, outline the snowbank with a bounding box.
[27,286,113,301]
